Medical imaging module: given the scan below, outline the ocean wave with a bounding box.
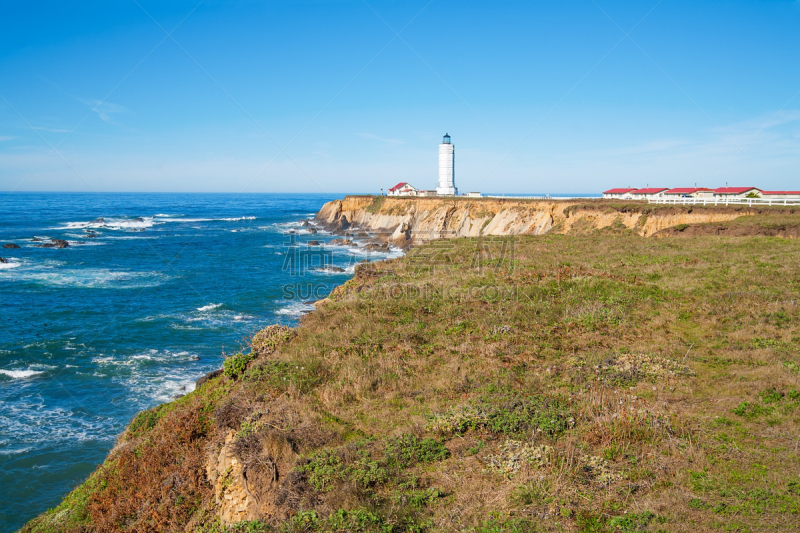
[153,216,256,223]
[8,268,167,289]
[155,217,213,223]
[0,401,117,448]
[0,369,44,379]
[275,300,316,317]
[60,217,155,231]
[90,350,203,403]
[0,261,21,270]
[197,303,223,312]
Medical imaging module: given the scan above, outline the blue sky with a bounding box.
[1,0,799,193]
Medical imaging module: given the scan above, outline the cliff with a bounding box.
[314,196,774,244]
[20,206,800,533]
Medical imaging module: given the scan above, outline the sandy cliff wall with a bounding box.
[315,196,750,244]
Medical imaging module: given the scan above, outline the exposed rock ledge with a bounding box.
[314,195,763,245]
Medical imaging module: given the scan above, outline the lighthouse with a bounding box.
[436,133,457,196]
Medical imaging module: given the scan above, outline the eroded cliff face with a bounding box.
[314,196,749,244]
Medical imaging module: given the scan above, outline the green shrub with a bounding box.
[759,388,784,403]
[426,394,572,438]
[385,434,450,467]
[223,352,253,379]
[128,404,168,437]
[298,450,344,491]
[297,447,388,492]
[608,511,660,531]
[732,401,773,418]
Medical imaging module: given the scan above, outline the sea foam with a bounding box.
[0,369,44,379]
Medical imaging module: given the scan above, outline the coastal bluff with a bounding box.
[314,195,763,244]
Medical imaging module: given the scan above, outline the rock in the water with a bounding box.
[307,240,321,246]
[300,220,310,227]
[92,217,105,224]
[86,234,96,238]
[133,217,144,222]
[196,369,223,389]
[307,227,318,234]
[328,238,354,246]
[31,237,42,242]
[36,239,70,249]
[3,243,20,249]
[0,257,7,263]
[77,241,85,244]
[321,266,345,273]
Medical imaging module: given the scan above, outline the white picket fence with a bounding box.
[648,196,800,207]
[482,195,599,200]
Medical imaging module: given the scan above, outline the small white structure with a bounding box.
[603,188,637,199]
[466,192,482,198]
[436,133,457,196]
[387,182,418,196]
[762,190,800,200]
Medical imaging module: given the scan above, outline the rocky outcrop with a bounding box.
[3,243,20,249]
[35,239,70,248]
[315,196,768,245]
[206,429,299,524]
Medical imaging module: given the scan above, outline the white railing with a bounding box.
[647,196,800,207]
[482,195,599,200]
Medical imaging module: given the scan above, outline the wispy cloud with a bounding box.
[23,126,72,133]
[0,135,15,141]
[357,132,405,145]
[82,99,127,123]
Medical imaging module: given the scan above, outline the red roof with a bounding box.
[634,188,668,194]
[388,182,409,192]
[713,187,760,194]
[603,188,637,194]
[761,191,800,195]
[664,188,713,194]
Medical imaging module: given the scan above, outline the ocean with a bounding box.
[0,193,403,531]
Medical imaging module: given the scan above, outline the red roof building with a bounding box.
[761,190,800,199]
[603,188,637,195]
[387,182,418,196]
[664,187,714,197]
[633,188,669,195]
[713,187,761,198]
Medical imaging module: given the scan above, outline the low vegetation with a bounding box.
[21,223,800,532]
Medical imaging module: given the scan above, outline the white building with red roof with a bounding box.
[664,187,714,198]
[761,190,800,200]
[713,187,761,198]
[630,187,668,200]
[602,188,637,199]
[387,182,418,197]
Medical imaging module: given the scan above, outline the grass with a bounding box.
[20,228,800,533]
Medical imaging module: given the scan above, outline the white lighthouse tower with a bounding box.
[436,133,457,196]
